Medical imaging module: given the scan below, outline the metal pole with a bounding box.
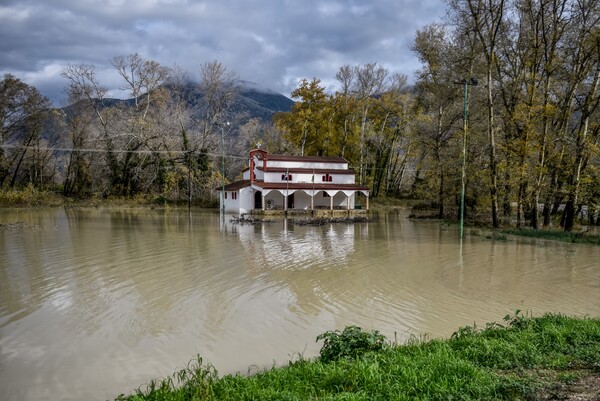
[460,81,468,240]
[221,124,225,217]
[454,78,477,240]
[188,157,192,209]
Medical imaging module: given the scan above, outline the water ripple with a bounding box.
[1,209,600,401]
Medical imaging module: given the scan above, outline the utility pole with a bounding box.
[454,78,478,240]
[218,121,230,217]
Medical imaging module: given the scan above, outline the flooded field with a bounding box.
[1,207,599,400]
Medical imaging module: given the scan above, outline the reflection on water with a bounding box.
[1,208,599,401]
[228,218,359,271]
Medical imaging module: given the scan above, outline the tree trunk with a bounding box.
[486,68,500,229]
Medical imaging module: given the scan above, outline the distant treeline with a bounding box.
[1,0,599,231]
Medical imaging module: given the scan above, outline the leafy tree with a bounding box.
[413,24,464,218]
[275,78,329,156]
[450,0,508,229]
[560,0,600,231]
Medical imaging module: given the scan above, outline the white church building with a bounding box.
[219,148,370,214]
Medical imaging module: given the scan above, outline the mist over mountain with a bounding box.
[235,80,295,120]
[61,80,294,123]
[23,80,292,151]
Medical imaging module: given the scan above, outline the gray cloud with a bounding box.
[0,0,446,105]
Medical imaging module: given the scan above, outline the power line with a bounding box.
[1,144,428,173]
[0,144,248,160]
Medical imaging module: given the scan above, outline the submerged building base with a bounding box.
[251,209,369,218]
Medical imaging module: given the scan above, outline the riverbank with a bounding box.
[409,206,600,246]
[499,227,600,245]
[0,187,218,209]
[1,188,409,210]
[115,313,600,401]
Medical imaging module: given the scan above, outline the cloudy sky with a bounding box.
[1,0,446,105]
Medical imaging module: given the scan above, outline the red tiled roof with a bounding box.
[217,180,369,192]
[251,181,370,191]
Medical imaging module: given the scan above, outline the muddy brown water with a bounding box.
[1,208,599,400]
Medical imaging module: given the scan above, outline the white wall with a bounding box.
[223,191,239,213]
[267,160,347,170]
[239,187,254,214]
[243,169,264,181]
[263,171,355,184]
[222,187,255,213]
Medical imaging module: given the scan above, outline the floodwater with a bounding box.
[1,208,599,401]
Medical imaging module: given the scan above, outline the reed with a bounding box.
[115,313,600,400]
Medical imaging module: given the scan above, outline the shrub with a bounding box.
[316,325,387,363]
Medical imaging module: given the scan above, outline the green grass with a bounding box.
[115,313,600,401]
[501,228,600,245]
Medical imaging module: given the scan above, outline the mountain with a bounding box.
[33,81,293,149]
[235,80,295,121]
[162,79,294,123]
[61,80,294,123]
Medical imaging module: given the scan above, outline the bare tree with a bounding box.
[197,60,238,140]
[62,64,118,193]
[334,65,357,158]
[0,74,51,187]
[108,54,173,195]
[112,53,172,119]
[352,63,389,185]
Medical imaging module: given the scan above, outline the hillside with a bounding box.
[60,80,294,123]
[236,80,295,121]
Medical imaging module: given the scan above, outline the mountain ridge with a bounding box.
[61,80,294,123]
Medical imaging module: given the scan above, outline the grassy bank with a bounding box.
[500,228,600,245]
[115,313,600,400]
[0,185,65,207]
[0,187,218,209]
